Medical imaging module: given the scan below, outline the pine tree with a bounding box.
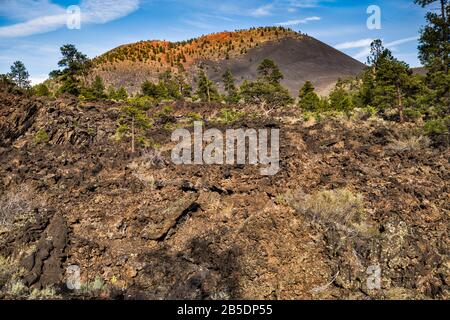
[108,86,117,100]
[222,69,239,103]
[91,76,106,99]
[8,61,31,89]
[298,81,320,111]
[364,40,413,122]
[159,70,181,100]
[174,65,191,98]
[240,80,293,107]
[58,44,90,76]
[116,87,128,101]
[329,83,353,113]
[367,39,388,68]
[239,60,292,107]
[55,44,90,96]
[414,0,449,73]
[414,0,449,111]
[222,69,236,93]
[142,81,158,98]
[196,69,219,102]
[117,105,152,153]
[257,59,283,84]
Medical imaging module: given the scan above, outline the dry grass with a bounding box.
[0,185,45,227]
[286,188,380,237]
[127,149,166,187]
[128,163,155,187]
[387,131,430,152]
[286,189,365,228]
[0,255,13,276]
[29,286,58,300]
[141,149,166,167]
[0,256,28,298]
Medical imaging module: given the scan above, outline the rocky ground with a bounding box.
[0,89,448,300]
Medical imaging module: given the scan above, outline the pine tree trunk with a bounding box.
[131,117,135,153]
[397,84,404,123]
[441,0,449,73]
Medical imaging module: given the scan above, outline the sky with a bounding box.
[0,0,429,84]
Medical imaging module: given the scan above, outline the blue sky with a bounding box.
[0,0,428,84]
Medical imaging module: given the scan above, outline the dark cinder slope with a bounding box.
[204,36,366,96]
[92,29,366,97]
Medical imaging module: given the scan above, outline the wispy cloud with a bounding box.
[0,0,141,38]
[353,47,373,60]
[348,36,419,60]
[287,0,320,9]
[250,4,274,17]
[0,0,64,20]
[0,14,68,38]
[181,19,213,29]
[215,0,325,18]
[335,38,374,50]
[198,14,234,22]
[81,0,140,24]
[386,36,418,47]
[276,16,321,26]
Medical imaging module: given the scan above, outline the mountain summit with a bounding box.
[92,27,365,96]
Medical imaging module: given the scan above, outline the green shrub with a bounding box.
[128,96,155,111]
[423,117,450,135]
[187,112,202,122]
[142,80,169,100]
[115,87,128,101]
[217,108,244,124]
[35,129,50,144]
[329,87,354,113]
[404,108,423,121]
[90,75,106,99]
[240,81,293,107]
[29,286,57,300]
[302,111,314,121]
[365,105,378,118]
[33,83,51,97]
[80,276,108,294]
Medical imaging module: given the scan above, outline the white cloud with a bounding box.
[216,0,325,18]
[0,14,67,38]
[81,0,140,24]
[385,36,418,47]
[30,74,49,85]
[180,12,234,30]
[250,4,274,17]
[335,38,374,50]
[182,19,213,29]
[350,36,419,60]
[353,47,372,60]
[287,0,320,8]
[276,16,321,26]
[0,0,64,20]
[0,0,141,38]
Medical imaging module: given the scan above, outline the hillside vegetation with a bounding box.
[89,27,363,95]
[94,27,301,68]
